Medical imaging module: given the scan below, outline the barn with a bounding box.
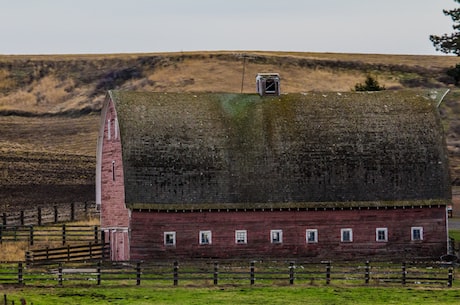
[96,90,451,261]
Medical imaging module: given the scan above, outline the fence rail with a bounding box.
[0,260,454,288]
[1,201,98,226]
[25,243,108,264]
[0,224,101,246]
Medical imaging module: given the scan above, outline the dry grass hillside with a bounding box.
[0,51,459,210]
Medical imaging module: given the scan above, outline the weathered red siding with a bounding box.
[99,97,130,260]
[130,206,447,261]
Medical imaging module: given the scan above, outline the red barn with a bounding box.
[96,90,451,261]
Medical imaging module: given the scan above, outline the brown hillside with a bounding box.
[0,51,459,210]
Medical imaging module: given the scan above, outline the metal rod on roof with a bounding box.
[239,54,254,93]
[437,88,450,108]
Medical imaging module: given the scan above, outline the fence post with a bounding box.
[326,262,331,285]
[58,263,63,286]
[54,206,58,223]
[448,267,453,287]
[289,262,295,285]
[94,226,99,244]
[62,224,66,245]
[20,211,24,226]
[250,261,255,285]
[173,261,179,286]
[136,262,141,286]
[25,251,32,266]
[101,232,107,260]
[37,207,41,226]
[401,262,406,285]
[84,202,88,218]
[97,261,101,285]
[2,213,6,225]
[213,262,218,285]
[67,244,70,261]
[89,243,93,259]
[365,261,370,284]
[29,226,34,246]
[0,225,2,244]
[18,262,23,285]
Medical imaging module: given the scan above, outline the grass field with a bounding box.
[2,285,460,305]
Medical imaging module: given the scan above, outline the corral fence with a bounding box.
[0,260,454,288]
[0,201,98,226]
[25,243,109,264]
[0,224,102,246]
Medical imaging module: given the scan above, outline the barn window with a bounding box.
[107,119,111,140]
[112,161,115,181]
[341,228,353,242]
[376,228,388,242]
[306,229,318,243]
[235,230,247,244]
[114,118,119,140]
[270,230,283,244]
[265,79,277,94]
[199,230,212,245]
[164,231,176,246]
[411,227,423,241]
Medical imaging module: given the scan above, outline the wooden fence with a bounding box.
[0,224,101,246]
[0,260,454,287]
[0,201,98,226]
[25,243,108,264]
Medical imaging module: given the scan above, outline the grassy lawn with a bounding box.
[2,285,460,305]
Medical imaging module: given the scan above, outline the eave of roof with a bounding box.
[127,199,448,211]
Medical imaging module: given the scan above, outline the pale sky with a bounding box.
[0,0,456,55]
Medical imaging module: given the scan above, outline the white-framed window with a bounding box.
[107,119,111,140]
[235,230,247,244]
[164,231,176,246]
[306,229,318,243]
[270,229,283,244]
[341,228,353,242]
[411,227,423,241]
[114,118,119,140]
[376,228,388,242]
[199,230,212,245]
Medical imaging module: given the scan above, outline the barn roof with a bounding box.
[108,90,451,210]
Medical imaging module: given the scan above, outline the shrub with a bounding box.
[446,63,460,86]
[354,75,385,91]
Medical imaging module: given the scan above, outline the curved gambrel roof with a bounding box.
[108,90,451,210]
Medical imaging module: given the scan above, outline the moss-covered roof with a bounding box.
[108,90,451,209]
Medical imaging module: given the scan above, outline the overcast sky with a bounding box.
[0,0,456,55]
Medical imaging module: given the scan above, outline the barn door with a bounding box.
[110,229,130,261]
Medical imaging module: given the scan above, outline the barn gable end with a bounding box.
[96,95,130,260]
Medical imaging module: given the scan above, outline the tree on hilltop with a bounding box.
[430,0,460,55]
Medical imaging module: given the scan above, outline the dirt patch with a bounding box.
[0,115,97,211]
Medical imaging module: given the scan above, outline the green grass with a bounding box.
[2,285,460,305]
[449,230,460,242]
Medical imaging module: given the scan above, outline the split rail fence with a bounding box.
[0,260,454,288]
